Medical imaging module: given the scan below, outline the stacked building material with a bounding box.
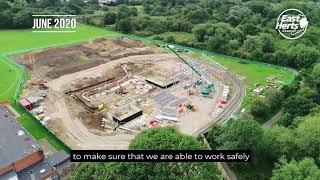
[159,108,177,117]
[153,92,177,107]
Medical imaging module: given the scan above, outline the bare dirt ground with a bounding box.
[47,54,180,149]
[17,38,234,150]
[14,38,156,79]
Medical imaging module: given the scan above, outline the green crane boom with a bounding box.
[167,45,214,96]
[167,45,202,77]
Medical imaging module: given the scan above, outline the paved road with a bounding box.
[261,109,283,129]
[193,63,246,180]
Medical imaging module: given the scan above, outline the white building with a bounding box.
[99,0,117,6]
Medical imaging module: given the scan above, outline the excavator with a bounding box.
[185,102,197,112]
[115,82,128,95]
[167,45,214,96]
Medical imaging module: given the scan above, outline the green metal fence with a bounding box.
[125,34,297,84]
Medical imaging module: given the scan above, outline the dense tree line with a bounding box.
[0,0,99,29]
[98,0,320,70]
[69,127,222,179]
[272,158,320,180]
[206,113,320,179]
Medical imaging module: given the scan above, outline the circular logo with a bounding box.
[275,9,308,40]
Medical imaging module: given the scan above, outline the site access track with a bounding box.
[195,65,245,180]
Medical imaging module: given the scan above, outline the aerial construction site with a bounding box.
[15,37,243,150]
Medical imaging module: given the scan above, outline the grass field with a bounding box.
[0,24,120,152]
[213,55,295,108]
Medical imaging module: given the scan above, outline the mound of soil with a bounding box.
[47,60,106,79]
[112,38,145,48]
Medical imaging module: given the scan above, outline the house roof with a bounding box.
[45,151,69,168]
[0,170,18,180]
[17,160,52,180]
[0,107,73,180]
[0,108,40,169]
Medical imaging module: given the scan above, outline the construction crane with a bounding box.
[167,45,214,96]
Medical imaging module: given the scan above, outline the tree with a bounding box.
[310,63,320,90]
[281,79,300,99]
[265,89,284,112]
[187,8,209,24]
[0,1,10,11]
[192,23,210,42]
[130,7,138,16]
[259,33,274,53]
[239,33,275,61]
[277,112,294,127]
[206,125,221,150]
[239,35,264,60]
[250,99,270,118]
[70,127,222,180]
[117,4,132,19]
[104,12,117,25]
[263,125,295,160]
[272,158,320,180]
[287,44,319,69]
[12,7,33,28]
[283,95,316,117]
[274,50,290,66]
[244,1,271,17]
[166,36,175,43]
[227,5,252,26]
[205,22,242,54]
[215,117,263,171]
[294,113,320,164]
[129,127,207,150]
[143,3,152,14]
[297,86,317,100]
[116,19,132,33]
[217,118,263,151]
[308,6,320,25]
[237,15,262,36]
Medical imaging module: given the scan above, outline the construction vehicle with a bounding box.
[185,103,197,112]
[31,79,47,85]
[115,82,128,95]
[184,83,191,89]
[150,119,160,128]
[195,79,203,85]
[39,83,48,90]
[167,45,214,97]
[187,89,194,96]
[201,83,214,96]
[39,93,47,98]
[98,104,106,111]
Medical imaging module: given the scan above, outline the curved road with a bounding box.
[193,63,245,180]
